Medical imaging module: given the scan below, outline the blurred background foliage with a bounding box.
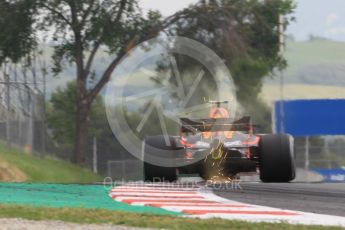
[1,0,344,173]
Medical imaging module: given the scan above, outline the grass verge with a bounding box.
[0,204,341,230]
[0,144,102,183]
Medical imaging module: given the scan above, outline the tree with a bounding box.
[33,0,164,164]
[164,0,295,131]
[47,82,77,153]
[35,0,202,164]
[1,0,209,165]
[0,0,36,64]
[47,81,144,172]
[47,81,111,160]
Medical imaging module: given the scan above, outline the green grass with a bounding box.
[0,144,102,183]
[0,183,177,215]
[0,204,341,230]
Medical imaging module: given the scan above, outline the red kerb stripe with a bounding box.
[182,210,299,215]
[121,199,218,204]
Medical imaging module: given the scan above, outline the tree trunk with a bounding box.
[72,101,90,164]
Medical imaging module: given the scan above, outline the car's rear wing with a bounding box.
[180,116,254,133]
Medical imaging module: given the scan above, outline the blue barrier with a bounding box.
[313,168,345,182]
[274,99,345,136]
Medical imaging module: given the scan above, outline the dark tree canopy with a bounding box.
[164,0,295,130]
[0,0,36,64]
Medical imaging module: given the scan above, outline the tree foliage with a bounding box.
[166,0,295,130]
[47,81,108,155]
[47,81,136,170]
[1,0,169,164]
[33,0,163,164]
[0,0,36,64]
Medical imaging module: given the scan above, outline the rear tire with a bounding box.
[259,134,295,182]
[143,136,179,182]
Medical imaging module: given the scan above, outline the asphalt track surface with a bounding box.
[213,182,345,217]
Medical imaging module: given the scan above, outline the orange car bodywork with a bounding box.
[202,107,233,139]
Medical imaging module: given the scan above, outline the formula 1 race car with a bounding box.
[143,101,295,183]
